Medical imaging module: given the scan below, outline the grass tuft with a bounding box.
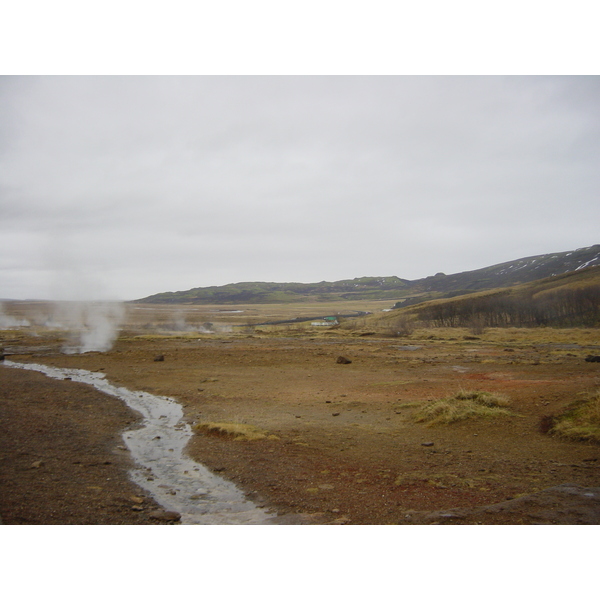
[550,389,600,443]
[194,421,274,441]
[414,390,512,426]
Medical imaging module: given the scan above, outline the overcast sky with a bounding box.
[1,75,599,300]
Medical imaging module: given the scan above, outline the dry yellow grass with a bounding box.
[551,389,600,443]
[193,421,276,441]
[414,390,512,426]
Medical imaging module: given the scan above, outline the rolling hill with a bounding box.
[135,245,600,306]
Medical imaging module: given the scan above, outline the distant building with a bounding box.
[311,317,339,327]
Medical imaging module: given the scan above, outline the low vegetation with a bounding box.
[550,389,600,443]
[193,421,275,441]
[414,390,513,426]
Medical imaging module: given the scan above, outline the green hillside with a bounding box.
[135,245,600,306]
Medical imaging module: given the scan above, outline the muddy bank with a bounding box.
[0,366,169,524]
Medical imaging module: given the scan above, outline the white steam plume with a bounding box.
[55,301,125,354]
[0,303,31,328]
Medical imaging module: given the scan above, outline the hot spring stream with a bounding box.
[5,360,279,524]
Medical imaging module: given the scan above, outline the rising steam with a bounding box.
[0,303,31,328]
[54,301,125,354]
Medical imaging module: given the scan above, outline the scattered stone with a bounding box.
[130,495,145,504]
[148,510,181,522]
[421,442,434,447]
[336,356,352,364]
[63,377,72,381]
[585,355,600,362]
[30,460,44,468]
[332,412,341,417]
[131,505,144,511]
[154,354,165,362]
[405,484,600,525]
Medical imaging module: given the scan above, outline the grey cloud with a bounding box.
[1,76,599,300]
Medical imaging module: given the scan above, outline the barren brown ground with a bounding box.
[2,303,600,524]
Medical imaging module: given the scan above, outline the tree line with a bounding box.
[413,284,600,328]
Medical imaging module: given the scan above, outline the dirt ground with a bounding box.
[2,314,600,524]
[0,367,170,524]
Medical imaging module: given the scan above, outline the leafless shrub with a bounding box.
[385,316,415,337]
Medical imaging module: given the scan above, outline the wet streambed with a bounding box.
[5,360,279,524]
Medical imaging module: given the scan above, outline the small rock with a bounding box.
[154,354,165,362]
[131,505,144,511]
[585,355,600,362]
[332,412,341,417]
[30,460,44,468]
[336,356,352,364]
[130,495,144,504]
[421,442,434,447]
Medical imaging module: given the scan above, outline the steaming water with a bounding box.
[5,360,277,524]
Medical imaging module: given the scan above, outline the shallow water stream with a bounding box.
[5,360,278,524]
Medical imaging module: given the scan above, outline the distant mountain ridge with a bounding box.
[135,245,600,305]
